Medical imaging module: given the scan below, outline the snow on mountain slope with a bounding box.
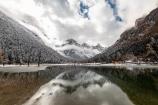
[0,10,68,63]
[55,39,105,60]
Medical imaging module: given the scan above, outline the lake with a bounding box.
[0,65,158,105]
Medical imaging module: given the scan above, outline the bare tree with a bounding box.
[37,50,42,67]
[0,35,6,66]
[27,49,31,67]
[17,37,24,65]
[27,46,33,67]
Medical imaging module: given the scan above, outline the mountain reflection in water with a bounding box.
[0,66,158,105]
[24,70,134,105]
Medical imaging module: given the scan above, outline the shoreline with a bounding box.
[0,63,158,73]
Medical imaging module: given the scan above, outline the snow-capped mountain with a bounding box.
[0,10,68,64]
[55,39,105,60]
[0,0,157,50]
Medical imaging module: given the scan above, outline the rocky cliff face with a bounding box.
[0,11,68,64]
[89,8,158,63]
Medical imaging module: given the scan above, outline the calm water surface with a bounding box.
[0,66,157,105]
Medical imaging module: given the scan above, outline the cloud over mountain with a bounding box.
[0,0,157,47]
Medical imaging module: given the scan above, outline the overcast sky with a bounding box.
[0,0,158,47]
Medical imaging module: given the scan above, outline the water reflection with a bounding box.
[0,66,158,105]
[24,70,134,105]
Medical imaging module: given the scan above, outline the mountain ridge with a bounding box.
[55,38,105,60]
[88,8,158,63]
[0,10,68,64]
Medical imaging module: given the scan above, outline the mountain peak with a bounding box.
[65,39,79,45]
[92,44,104,52]
[81,43,91,48]
[55,39,105,60]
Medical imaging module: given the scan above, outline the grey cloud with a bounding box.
[50,8,123,46]
[1,0,157,47]
[34,0,74,18]
[53,19,100,43]
[100,20,123,45]
[1,0,121,46]
[20,14,38,26]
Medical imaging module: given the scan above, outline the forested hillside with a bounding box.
[0,11,68,64]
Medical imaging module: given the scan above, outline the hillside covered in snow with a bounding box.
[0,11,68,64]
[55,39,105,60]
